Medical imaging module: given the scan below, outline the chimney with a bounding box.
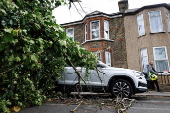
[118,0,128,13]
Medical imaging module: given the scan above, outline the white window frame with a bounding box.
[93,51,102,61]
[153,46,169,72]
[166,12,170,32]
[137,14,145,36]
[84,24,87,42]
[148,10,163,33]
[66,27,74,41]
[105,51,111,66]
[141,48,148,73]
[104,20,109,39]
[90,20,100,39]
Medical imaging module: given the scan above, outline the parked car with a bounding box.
[57,61,147,98]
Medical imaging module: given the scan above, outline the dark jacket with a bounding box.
[146,64,157,80]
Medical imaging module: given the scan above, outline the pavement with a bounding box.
[71,91,170,97]
[134,91,170,97]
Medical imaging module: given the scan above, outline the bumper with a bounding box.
[135,88,148,93]
[135,81,147,93]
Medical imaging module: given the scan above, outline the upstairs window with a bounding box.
[84,24,87,41]
[137,14,145,36]
[153,46,169,72]
[90,20,100,39]
[66,28,74,41]
[166,12,170,32]
[141,48,148,73]
[149,11,163,33]
[104,20,109,39]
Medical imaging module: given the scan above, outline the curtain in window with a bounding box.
[104,20,109,39]
[91,21,100,39]
[149,11,163,33]
[141,48,148,73]
[154,48,166,59]
[155,61,169,72]
[154,47,169,72]
[137,14,145,36]
[166,12,170,32]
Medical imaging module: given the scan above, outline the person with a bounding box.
[147,61,161,92]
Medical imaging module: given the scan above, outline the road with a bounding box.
[128,97,170,113]
[16,94,170,113]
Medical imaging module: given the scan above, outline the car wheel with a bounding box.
[110,79,133,98]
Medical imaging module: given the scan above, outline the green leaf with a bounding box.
[22,30,27,35]
[8,55,15,62]
[34,23,41,30]
[4,28,13,33]
[12,30,19,35]
[0,9,7,15]
[22,54,27,60]
[0,44,5,51]
[15,57,21,62]
[23,47,31,53]
[30,40,35,44]
[2,34,14,43]
[30,54,38,62]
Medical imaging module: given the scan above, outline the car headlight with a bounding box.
[134,71,142,77]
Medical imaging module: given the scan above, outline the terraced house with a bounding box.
[61,0,170,74]
[62,0,128,69]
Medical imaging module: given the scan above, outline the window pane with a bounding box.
[149,11,163,33]
[92,30,99,39]
[141,48,148,72]
[155,60,169,72]
[166,12,170,32]
[137,14,145,36]
[105,52,111,66]
[66,28,74,40]
[154,48,166,59]
[91,21,100,39]
[104,20,109,39]
[91,21,99,29]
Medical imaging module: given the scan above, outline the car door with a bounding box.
[60,66,86,85]
[89,64,106,86]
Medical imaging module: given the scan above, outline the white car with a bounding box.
[57,61,147,98]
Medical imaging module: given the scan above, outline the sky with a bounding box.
[53,0,170,24]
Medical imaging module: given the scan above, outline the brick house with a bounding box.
[62,0,128,68]
[61,0,170,73]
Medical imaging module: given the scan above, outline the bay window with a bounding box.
[153,46,169,72]
[149,11,163,33]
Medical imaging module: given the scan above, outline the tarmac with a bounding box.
[16,91,170,113]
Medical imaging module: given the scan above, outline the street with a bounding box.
[16,93,170,113]
[128,97,170,113]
